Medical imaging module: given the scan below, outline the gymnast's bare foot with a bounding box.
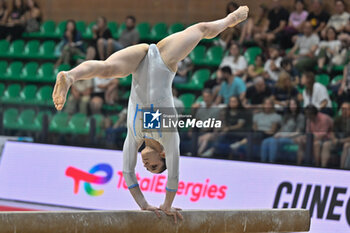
[228,6,249,28]
[52,71,73,111]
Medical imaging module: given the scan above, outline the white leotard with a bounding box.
[122,44,180,192]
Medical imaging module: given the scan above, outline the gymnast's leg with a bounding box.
[157,6,249,72]
[52,43,149,111]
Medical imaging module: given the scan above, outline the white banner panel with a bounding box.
[0,141,349,233]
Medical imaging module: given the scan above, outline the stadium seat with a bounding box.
[108,22,118,37]
[8,39,25,58]
[36,85,53,106]
[39,20,56,38]
[67,113,90,135]
[110,115,120,124]
[175,69,210,91]
[4,61,23,80]
[121,90,130,100]
[149,23,168,41]
[102,103,123,113]
[168,23,184,34]
[179,93,196,109]
[136,22,151,41]
[38,40,56,59]
[35,110,52,131]
[316,74,330,87]
[114,22,126,39]
[36,62,54,82]
[17,109,37,131]
[20,84,37,105]
[0,39,9,57]
[49,112,69,133]
[204,46,223,66]
[3,108,19,129]
[83,22,96,39]
[53,63,71,82]
[189,45,206,65]
[0,60,8,79]
[1,84,21,104]
[244,46,262,65]
[52,20,66,39]
[76,21,86,34]
[119,74,132,87]
[0,83,5,97]
[20,62,39,81]
[23,40,40,58]
[331,75,343,85]
[91,114,105,136]
[195,95,203,103]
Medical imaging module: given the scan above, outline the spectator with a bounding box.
[216,2,239,48]
[337,61,350,104]
[295,105,333,165]
[55,19,84,67]
[173,56,193,84]
[1,0,26,40]
[0,0,8,23]
[215,66,246,105]
[90,77,119,114]
[172,87,184,113]
[322,0,350,36]
[247,54,265,80]
[204,69,226,100]
[86,16,113,60]
[301,71,332,114]
[307,0,330,35]
[320,102,350,168]
[219,42,247,77]
[107,15,139,55]
[272,71,299,108]
[316,27,342,70]
[243,77,272,108]
[105,108,128,148]
[263,45,282,84]
[280,57,301,85]
[64,80,92,115]
[240,4,269,45]
[23,0,41,33]
[261,98,305,163]
[288,21,320,72]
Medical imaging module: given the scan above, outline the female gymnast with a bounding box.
[52,6,248,223]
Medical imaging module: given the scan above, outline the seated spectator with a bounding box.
[105,108,128,148]
[243,77,272,108]
[254,0,289,46]
[219,42,247,78]
[90,77,118,114]
[316,27,342,70]
[320,102,350,168]
[301,71,332,114]
[295,105,333,165]
[0,0,26,40]
[23,0,41,33]
[64,80,92,115]
[288,21,320,72]
[216,2,239,48]
[240,4,269,45]
[0,0,8,26]
[306,0,330,35]
[337,61,350,104]
[252,97,282,139]
[322,0,350,37]
[280,57,301,85]
[272,71,299,109]
[261,98,305,163]
[247,55,265,81]
[201,96,247,157]
[172,87,184,113]
[204,69,225,100]
[173,56,193,84]
[107,15,139,55]
[215,66,246,105]
[86,16,113,60]
[263,45,282,84]
[55,19,84,67]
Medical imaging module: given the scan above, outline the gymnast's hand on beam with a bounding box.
[141,204,161,218]
[159,204,183,223]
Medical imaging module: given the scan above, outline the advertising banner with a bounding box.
[0,141,349,232]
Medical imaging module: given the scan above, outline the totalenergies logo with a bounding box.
[65,163,113,196]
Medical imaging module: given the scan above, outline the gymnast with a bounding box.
[52,6,249,223]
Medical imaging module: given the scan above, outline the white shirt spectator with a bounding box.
[264,57,282,82]
[93,77,114,93]
[296,33,320,55]
[327,12,350,31]
[220,55,247,75]
[317,40,341,55]
[303,82,332,109]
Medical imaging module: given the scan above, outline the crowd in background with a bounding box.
[1,0,350,169]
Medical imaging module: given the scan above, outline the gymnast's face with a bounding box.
[141,147,165,174]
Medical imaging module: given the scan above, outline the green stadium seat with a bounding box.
[331,75,343,85]
[83,22,96,39]
[37,40,56,59]
[0,39,10,57]
[0,60,8,79]
[53,20,67,39]
[108,21,118,36]
[17,109,37,131]
[316,74,330,87]
[39,20,56,38]
[8,39,25,58]
[76,21,86,34]
[195,95,203,103]
[23,40,40,58]
[110,115,119,124]
[204,46,223,66]
[168,23,184,34]
[36,62,54,82]
[1,84,21,104]
[189,45,205,65]
[53,63,70,82]
[20,84,37,105]
[121,90,130,100]
[179,93,195,114]
[102,103,123,112]
[149,23,168,41]
[114,23,126,39]
[136,22,150,41]
[91,114,104,136]
[35,110,52,131]
[0,83,5,97]
[49,112,69,133]
[4,61,23,80]
[67,113,90,135]
[119,74,132,87]
[3,108,19,129]
[175,69,210,91]
[244,46,262,65]
[36,85,53,106]
[20,62,39,81]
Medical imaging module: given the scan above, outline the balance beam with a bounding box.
[0,209,310,233]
